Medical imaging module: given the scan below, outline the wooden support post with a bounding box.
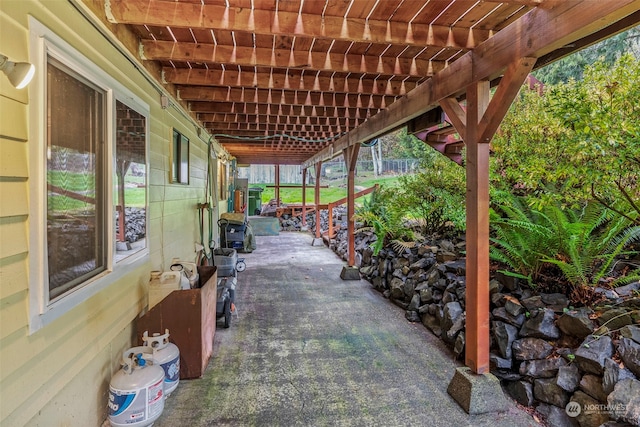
[314,161,322,239]
[440,57,535,375]
[302,168,307,226]
[328,205,334,238]
[275,164,280,207]
[343,144,360,267]
[464,80,491,375]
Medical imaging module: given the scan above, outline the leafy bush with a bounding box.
[393,147,466,235]
[491,54,640,213]
[490,194,640,295]
[354,186,420,255]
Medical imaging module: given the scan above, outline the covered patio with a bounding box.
[155,232,538,426]
[96,0,640,384]
[1,1,639,425]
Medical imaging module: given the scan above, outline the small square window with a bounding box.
[172,129,189,184]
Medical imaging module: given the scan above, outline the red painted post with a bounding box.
[314,162,322,239]
[465,80,491,375]
[343,144,360,267]
[328,205,334,238]
[302,168,307,226]
[275,164,280,207]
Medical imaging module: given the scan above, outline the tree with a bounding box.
[534,26,640,85]
[391,128,429,159]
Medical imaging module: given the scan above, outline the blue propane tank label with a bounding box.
[108,378,163,425]
[109,387,145,424]
[162,355,180,384]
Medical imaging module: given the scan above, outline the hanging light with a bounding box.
[0,54,35,89]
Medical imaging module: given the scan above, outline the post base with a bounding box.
[340,266,360,280]
[311,237,324,246]
[447,367,509,415]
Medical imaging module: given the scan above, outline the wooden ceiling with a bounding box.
[98,0,640,165]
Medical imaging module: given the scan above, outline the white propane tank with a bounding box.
[142,329,180,396]
[108,346,165,427]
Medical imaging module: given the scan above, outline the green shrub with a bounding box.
[354,186,420,255]
[491,54,640,213]
[489,193,559,286]
[490,194,640,291]
[393,148,466,235]
[541,202,640,288]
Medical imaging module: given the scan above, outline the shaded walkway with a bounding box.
[156,232,540,427]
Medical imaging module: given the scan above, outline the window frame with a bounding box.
[114,100,149,262]
[171,128,190,185]
[28,18,150,333]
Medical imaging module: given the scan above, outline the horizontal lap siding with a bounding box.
[0,1,222,425]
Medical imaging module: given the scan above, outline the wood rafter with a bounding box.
[143,40,447,78]
[178,86,398,109]
[204,122,353,134]
[190,101,379,118]
[211,129,341,139]
[197,113,361,127]
[303,0,640,168]
[163,68,421,96]
[91,0,640,166]
[108,0,492,49]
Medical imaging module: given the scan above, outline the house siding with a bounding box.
[0,1,224,425]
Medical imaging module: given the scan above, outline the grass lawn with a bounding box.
[251,173,401,205]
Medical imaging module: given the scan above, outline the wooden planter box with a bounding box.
[137,266,218,379]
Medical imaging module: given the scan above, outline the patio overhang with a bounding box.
[82,0,640,380]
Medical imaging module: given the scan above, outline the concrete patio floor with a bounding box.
[155,232,541,427]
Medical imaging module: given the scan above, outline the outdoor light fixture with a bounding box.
[0,54,35,89]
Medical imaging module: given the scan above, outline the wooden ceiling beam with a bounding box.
[205,122,351,132]
[142,40,446,78]
[302,0,640,168]
[218,142,324,150]
[163,68,420,96]
[214,143,328,162]
[189,101,379,118]
[227,155,310,165]
[107,0,490,49]
[210,129,341,138]
[178,86,397,109]
[198,113,361,127]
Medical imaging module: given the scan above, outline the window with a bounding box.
[29,18,149,332]
[46,58,107,300]
[171,129,189,184]
[115,101,147,261]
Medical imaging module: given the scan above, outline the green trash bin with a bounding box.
[248,187,264,215]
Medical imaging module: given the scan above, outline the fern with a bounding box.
[541,201,640,287]
[612,268,640,287]
[354,186,423,256]
[489,194,558,286]
[391,239,417,253]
